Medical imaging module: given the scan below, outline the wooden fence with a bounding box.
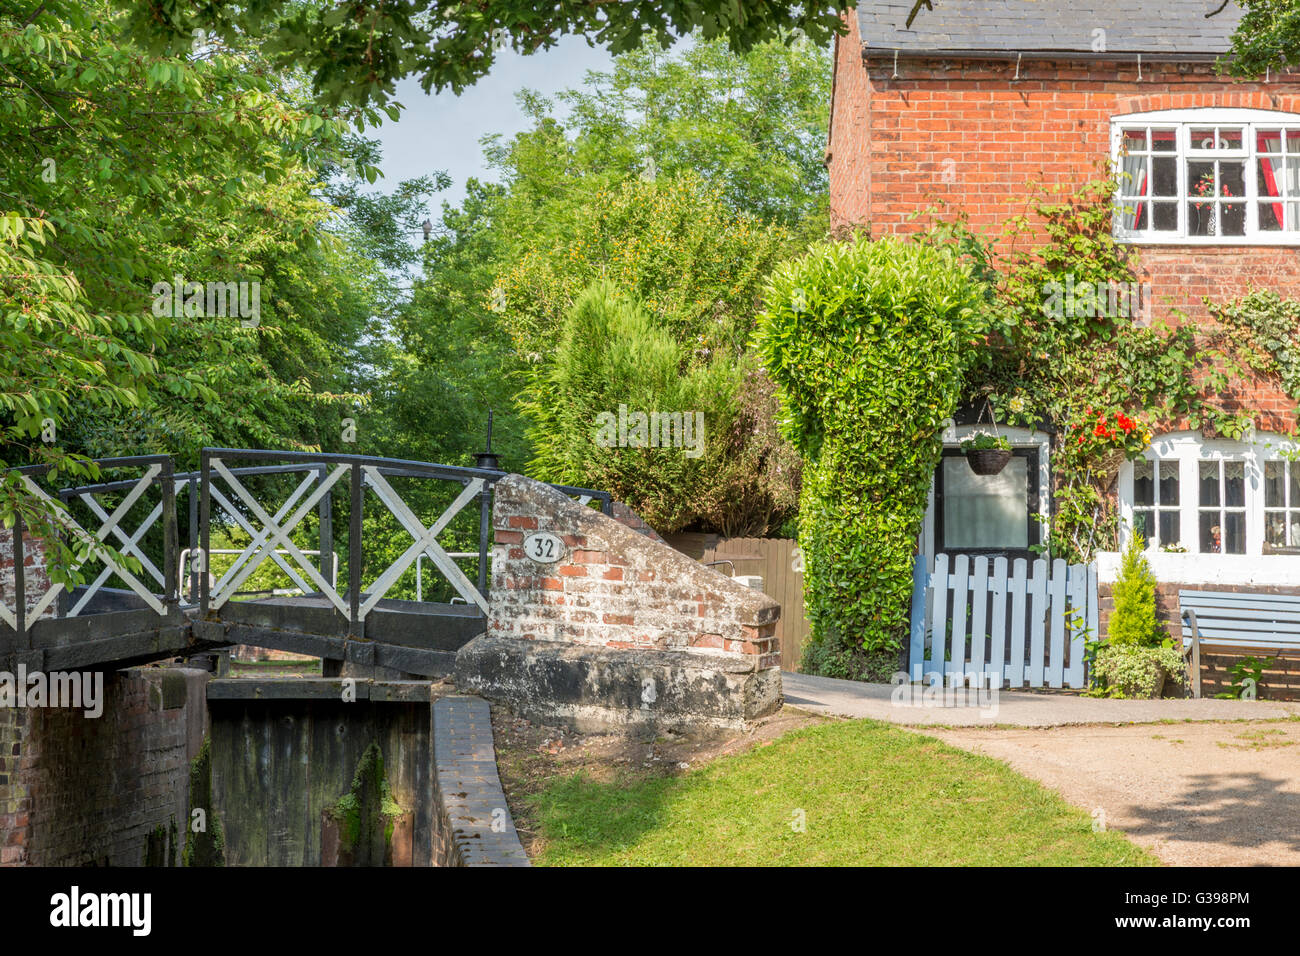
[664,533,809,671]
[909,553,1099,689]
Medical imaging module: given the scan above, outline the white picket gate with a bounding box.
[908,553,1099,689]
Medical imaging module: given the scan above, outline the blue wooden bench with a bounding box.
[1179,589,1300,698]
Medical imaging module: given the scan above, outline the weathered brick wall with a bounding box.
[1098,582,1300,699]
[0,666,209,866]
[491,481,781,670]
[457,475,783,731]
[827,12,1300,332]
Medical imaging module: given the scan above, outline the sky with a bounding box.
[369,36,615,211]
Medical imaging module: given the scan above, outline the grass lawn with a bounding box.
[526,719,1159,866]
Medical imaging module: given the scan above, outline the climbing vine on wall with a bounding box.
[952,176,1255,564]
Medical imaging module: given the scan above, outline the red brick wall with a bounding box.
[490,477,781,670]
[0,667,209,866]
[827,12,1300,332]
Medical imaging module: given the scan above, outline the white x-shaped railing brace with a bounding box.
[208,459,350,615]
[10,465,168,622]
[361,467,488,615]
[208,470,321,602]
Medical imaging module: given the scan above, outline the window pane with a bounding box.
[1123,202,1148,230]
[1260,202,1284,232]
[1266,460,1285,507]
[1224,460,1245,506]
[1188,161,1215,196]
[1221,162,1245,197]
[1119,154,1148,196]
[1151,129,1177,152]
[1153,202,1178,231]
[1200,512,1221,553]
[1259,156,1284,196]
[1152,156,1177,196]
[1291,513,1300,547]
[1259,129,1284,153]
[1199,461,1220,506]
[1158,511,1179,549]
[1159,461,1180,505]
[1224,511,1246,554]
[942,457,1029,549]
[1122,129,1147,152]
[1191,128,1217,149]
[1218,128,1244,150]
[1133,509,1153,544]
[1267,512,1287,547]
[1221,203,1246,236]
[1290,461,1300,506]
[1188,203,1212,236]
[1287,130,1300,153]
[1134,459,1154,506]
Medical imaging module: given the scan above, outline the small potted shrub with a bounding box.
[960,432,1013,475]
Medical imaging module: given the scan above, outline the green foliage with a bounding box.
[495,173,791,365]
[1211,290,1300,413]
[183,737,226,867]
[1089,643,1186,699]
[1224,0,1300,77]
[959,433,1011,452]
[522,282,797,535]
[756,236,988,655]
[122,0,853,106]
[498,173,803,535]
[947,177,1248,563]
[388,35,828,493]
[1106,532,1163,647]
[328,742,402,865]
[1214,656,1275,700]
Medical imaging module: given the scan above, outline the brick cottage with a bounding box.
[827,1,1300,690]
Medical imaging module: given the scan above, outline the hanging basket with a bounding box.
[965,448,1013,476]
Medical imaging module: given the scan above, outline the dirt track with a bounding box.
[928,720,1300,866]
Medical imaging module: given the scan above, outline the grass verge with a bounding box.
[525,718,1159,866]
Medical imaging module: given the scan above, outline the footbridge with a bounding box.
[0,448,612,677]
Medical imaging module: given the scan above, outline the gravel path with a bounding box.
[926,721,1300,866]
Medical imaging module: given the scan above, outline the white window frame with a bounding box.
[1111,108,1300,246]
[1105,430,1300,586]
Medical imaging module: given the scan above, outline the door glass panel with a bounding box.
[941,457,1029,549]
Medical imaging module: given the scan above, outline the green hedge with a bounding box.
[756,236,987,659]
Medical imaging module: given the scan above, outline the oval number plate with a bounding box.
[523,531,565,564]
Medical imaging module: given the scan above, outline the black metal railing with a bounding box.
[0,448,612,647]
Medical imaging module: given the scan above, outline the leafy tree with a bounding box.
[1225,0,1300,76]
[120,0,853,105]
[522,281,796,535]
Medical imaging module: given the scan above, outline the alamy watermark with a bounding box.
[890,670,1000,718]
[1042,275,1152,323]
[0,665,103,718]
[594,404,705,459]
[151,276,260,328]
